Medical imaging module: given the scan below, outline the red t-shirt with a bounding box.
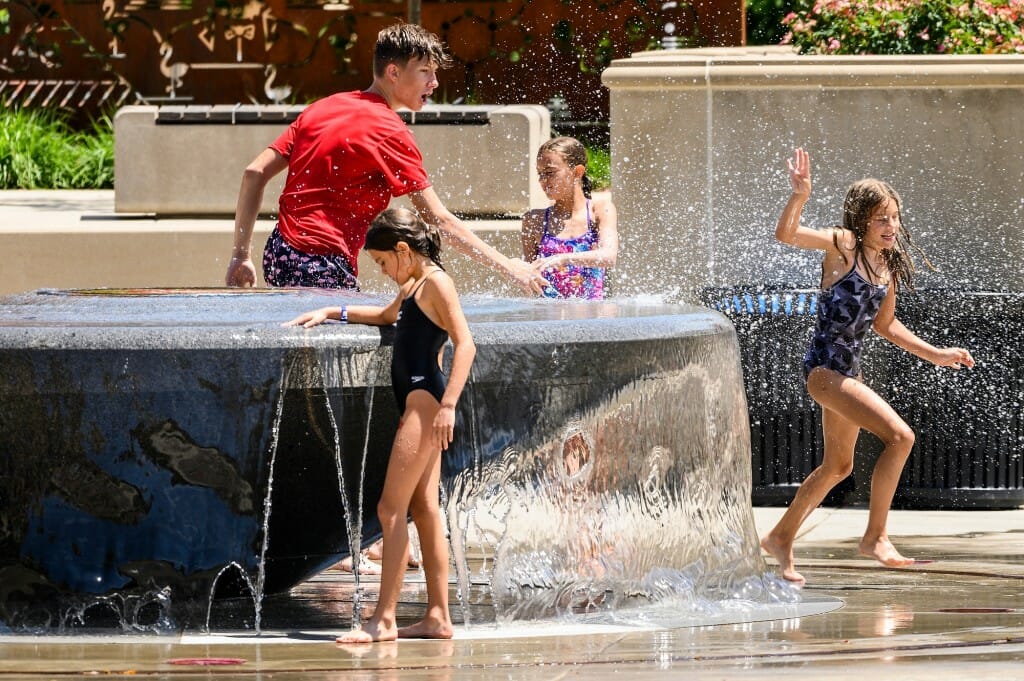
[269,91,431,273]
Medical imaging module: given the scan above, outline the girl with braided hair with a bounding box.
[521,136,619,299]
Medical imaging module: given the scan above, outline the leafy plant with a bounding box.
[585,144,611,192]
[747,0,797,45]
[783,0,1024,54]
[0,108,114,189]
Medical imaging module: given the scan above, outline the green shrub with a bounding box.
[0,108,114,189]
[783,0,1024,54]
[747,0,798,45]
[585,144,611,192]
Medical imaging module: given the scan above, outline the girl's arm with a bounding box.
[226,148,289,287]
[530,198,619,270]
[521,210,545,263]
[873,287,975,369]
[283,291,405,328]
[422,274,477,450]
[775,148,838,252]
[410,187,547,294]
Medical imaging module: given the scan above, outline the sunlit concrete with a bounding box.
[1,508,1022,679]
[0,190,522,296]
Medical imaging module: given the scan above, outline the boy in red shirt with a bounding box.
[225,23,545,294]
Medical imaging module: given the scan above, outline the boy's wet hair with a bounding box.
[538,136,593,199]
[366,207,444,270]
[374,23,452,77]
[836,178,931,291]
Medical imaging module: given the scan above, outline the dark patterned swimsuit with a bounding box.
[803,257,889,379]
[391,271,449,412]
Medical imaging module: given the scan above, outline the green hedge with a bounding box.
[0,108,114,189]
[784,0,1024,54]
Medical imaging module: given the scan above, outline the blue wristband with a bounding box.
[340,305,348,323]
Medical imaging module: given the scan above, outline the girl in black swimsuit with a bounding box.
[760,148,974,586]
[286,207,475,643]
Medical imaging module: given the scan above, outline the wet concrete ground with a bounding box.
[1,507,1021,679]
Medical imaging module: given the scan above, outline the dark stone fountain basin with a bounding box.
[0,288,765,628]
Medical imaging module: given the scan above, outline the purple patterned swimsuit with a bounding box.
[803,256,889,379]
[536,201,605,299]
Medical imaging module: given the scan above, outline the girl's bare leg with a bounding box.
[337,393,438,644]
[761,387,859,584]
[398,411,452,639]
[808,372,915,567]
[763,368,917,580]
[765,372,917,577]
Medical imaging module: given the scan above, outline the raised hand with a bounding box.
[787,147,812,198]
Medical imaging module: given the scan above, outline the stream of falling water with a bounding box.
[446,362,485,630]
[326,347,379,627]
[201,353,294,634]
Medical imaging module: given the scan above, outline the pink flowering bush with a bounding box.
[783,0,1024,54]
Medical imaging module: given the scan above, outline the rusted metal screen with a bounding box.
[0,0,742,122]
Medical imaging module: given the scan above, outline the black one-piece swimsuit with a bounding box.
[391,272,449,412]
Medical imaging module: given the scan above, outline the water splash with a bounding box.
[252,352,293,633]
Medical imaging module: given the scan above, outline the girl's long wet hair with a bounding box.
[539,136,592,199]
[365,207,444,270]
[835,178,932,292]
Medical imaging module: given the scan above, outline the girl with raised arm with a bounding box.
[760,148,974,585]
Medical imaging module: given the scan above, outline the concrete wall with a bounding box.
[0,190,525,297]
[602,47,1024,297]
[114,104,550,216]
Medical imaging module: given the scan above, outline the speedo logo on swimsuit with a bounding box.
[411,376,425,383]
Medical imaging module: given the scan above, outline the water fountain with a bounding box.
[602,47,1024,507]
[0,287,807,631]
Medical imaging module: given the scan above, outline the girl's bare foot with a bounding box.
[365,537,420,569]
[397,617,454,640]
[859,536,915,567]
[331,551,382,575]
[760,534,805,585]
[336,620,397,644]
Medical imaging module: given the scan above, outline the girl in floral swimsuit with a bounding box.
[760,148,975,586]
[521,137,619,299]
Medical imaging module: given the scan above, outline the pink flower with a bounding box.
[828,37,842,51]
